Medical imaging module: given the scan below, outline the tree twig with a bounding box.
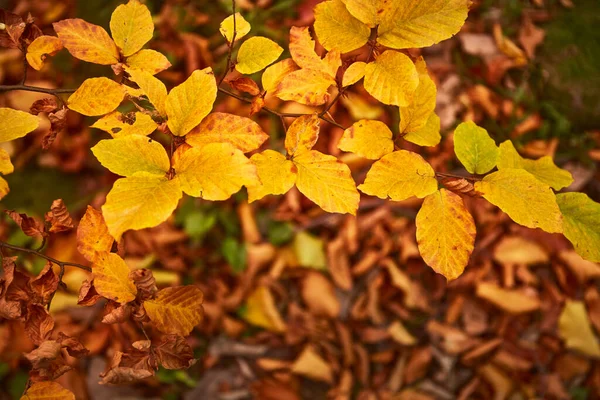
[0,240,91,272]
[218,0,238,86]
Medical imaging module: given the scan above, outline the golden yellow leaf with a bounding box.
[475,169,562,233]
[293,150,359,215]
[92,135,170,177]
[497,140,573,190]
[557,193,600,262]
[247,150,297,202]
[402,112,441,147]
[289,26,324,71]
[399,58,437,134]
[0,148,14,175]
[276,69,335,106]
[338,120,393,160]
[291,345,333,383]
[493,236,548,266]
[125,49,171,75]
[91,111,158,138]
[77,206,114,263]
[358,150,438,201]
[416,189,476,280]
[559,300,600,358]
[342,0,400,27]
[110,0,154,57]
[186,112,268,153]
[388,320,417,345]
[21,381,75,400]
[476,282,540,314]
[342,61,367,87]
[322,49,342,79]
[294,231,327,269]
[174,143,258,201]
[144,286,204,336]
[377,0,470,49]
[261,58,299,94]
[220,13,251,43]
[102,173,182,240]
[166,68,217,136]
[243,286,286,332]
[68,77,125,116]
[126,68,168,116]
[26,36,63,71]
[0,177,8,200]
[285,114,320,156]
[236,36,283,75]
[364,51,419,107]
[0,108,40,143]
[93,252,137,304]
[314,0,371,53]
[453,121,498,174]
[341,92,383,120]
[53,18,119,65]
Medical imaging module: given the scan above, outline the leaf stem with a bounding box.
[218,0,238,86]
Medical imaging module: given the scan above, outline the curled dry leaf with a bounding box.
[45,199,74,233]
[43,108,68,149]
[29,263,59,305]
[154,334,196,369]
[77,279,102,306]
[5,210,47,238]
[227,77,261,96]
[129,268,157,300]
[30,98,59,115]
[25,304,55,345]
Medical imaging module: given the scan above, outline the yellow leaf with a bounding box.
[21,381,75,400]
[559,300,600,358]
[92,135,170,177]
[0,177,8,200]
[276,69,335,106]
[243,286,286,332]
[402,112,441,147]
[399,58,437,134]
[341,92,383,120]
[288,26,339,78]
[341,0,400,27]
[236,36,283,75]
[476,282,540,314]
[125,49,171,75]
[294,231,327,270]
[26,36,63,71]
[68,77,125,116]
[475,169,562,233]
[91,111,158,138]
[454,121,498,174]
[314,0,371,53]
[53,18,120,65]
[388,320,417,345]
[285,114,320,156]
[342,61,367,87]
[291,345,333,383]
[416,189,476,280]
[174,143,257,201]
[0,148,14,175]
[261,58,299,94]
[166,68,217,136]
[186,112,268,153]
[293,150,359,215]
[102,173,182,240]
[110,0,154,57]
[0,108,39,142]
[126,68,168,116]
[494,236,548,266]
[77,206,114,263]
[364,51,419,107]
[497,140,573,190]
[377,0,470,49]
[557,193,600,262]
[220,13,251,43]
[338,120,393,160]
[358,150,438,201]
[144,286,204,336]
[247,150,297,202]
[93,252,137,304]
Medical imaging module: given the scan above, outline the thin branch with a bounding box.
[20,55,28,86]
[0,240,91,272]
[218,0,238,86]
[319,90,343,118]
[0,84,76,98]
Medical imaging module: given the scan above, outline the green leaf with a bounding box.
[557,192,600,262]
[454,121,498,174]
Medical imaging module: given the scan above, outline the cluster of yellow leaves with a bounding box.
[248,114,359,215]
[0,108,40,199]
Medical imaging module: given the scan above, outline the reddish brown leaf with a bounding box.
[25,340,72,381]
[0,10,25,49]
[77,279,102,306]
[5,210,47,238]
[100,366,154,385]
[57,332,89,358]
[250,96,265,116]
[29,263,59,305]
[44,199,74,233]
[129,268,157,301]
[154,335,196,369]
[43,108,69,149]
[25,304,54,345]
[30,98,59,115]
[228,77,261,96]
[102,302,132,324]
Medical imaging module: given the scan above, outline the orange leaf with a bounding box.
[20,381,75,400]
[92,252,137,304]
[53,18,119,65]
[144,286,204,336]
[77,206,114,263]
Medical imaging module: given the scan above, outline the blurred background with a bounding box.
[0,0,599,399]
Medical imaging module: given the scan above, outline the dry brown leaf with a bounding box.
[291,345,333,383]
[560,250,600,282]
[5,210,46,238]
[494,236,549,265]
[476,282,540,314]
[301,271,340,318]
[154,334,196,369]
[388,320,417,346]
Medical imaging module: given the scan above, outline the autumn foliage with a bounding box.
[0,0,599,398]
